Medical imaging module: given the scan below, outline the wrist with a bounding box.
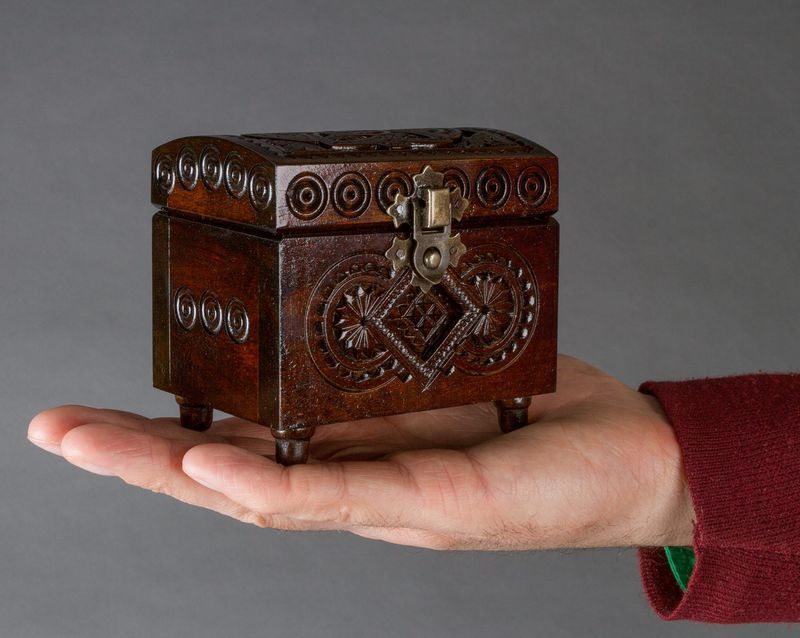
[636,395,695,547]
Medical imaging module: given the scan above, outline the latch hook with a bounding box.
[385,166,468,291]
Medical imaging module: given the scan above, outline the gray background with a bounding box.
[1,0,798,636]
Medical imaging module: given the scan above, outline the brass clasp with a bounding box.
[385,166,468,291]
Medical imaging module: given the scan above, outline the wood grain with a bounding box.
[152,128,560,464]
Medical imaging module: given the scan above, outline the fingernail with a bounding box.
[28,437,63,456]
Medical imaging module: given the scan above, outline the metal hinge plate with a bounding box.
[385,166,468,291]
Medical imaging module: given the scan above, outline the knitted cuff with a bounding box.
[638,373,800,623]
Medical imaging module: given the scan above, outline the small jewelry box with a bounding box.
[151,128,559,464]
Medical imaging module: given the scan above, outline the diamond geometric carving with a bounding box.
[306,243,538,392]
[384,285,457,357]
[372,269,481,390]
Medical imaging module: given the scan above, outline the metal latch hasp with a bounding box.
[385,165,469,292]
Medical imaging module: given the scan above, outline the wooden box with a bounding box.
[151,128,559,464]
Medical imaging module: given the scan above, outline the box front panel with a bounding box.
[278,220,558,429]
[153,213,276,422]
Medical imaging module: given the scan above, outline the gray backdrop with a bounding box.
[1,1,798,636]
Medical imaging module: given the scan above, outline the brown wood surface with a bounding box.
[152,212,277,424]
[154,212,557,429]
[151,128,558,233]
[152,128,560,464]
[276,221,558,429]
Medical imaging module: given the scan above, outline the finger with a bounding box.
[28,405,149,455]
[212,403,498,460]
[130,417,278,455]
[182,444,491,533]
[348,526,467,550]
[57,423,321,530]
[28,406,279,459]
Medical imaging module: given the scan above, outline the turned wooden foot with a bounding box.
[176,396,213,431]
[494,397,532,433]
[272,426,315,466]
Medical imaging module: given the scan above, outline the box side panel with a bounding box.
[258,239,280,426]
[277,220,559,429]
[151,137,276,227]
[160,215,268,421]
[153,212,171,390]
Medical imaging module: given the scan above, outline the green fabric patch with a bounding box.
[664,546,695,592]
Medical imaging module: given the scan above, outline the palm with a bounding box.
[27,355,693,550]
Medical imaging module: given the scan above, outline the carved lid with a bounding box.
[151,128,558,233]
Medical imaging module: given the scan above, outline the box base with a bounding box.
[174,393,535,465]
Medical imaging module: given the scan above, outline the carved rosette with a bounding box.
[476,166,511,208]
[225,298,251,344]
[453,244,537,375]
[174,287,197,330]
[200,145,223,190]
[334,283,385,357]
[516,164,549,207]
[286,172,328,220]
[441,167,470,199]
[332,172,371,218]
[177,146,199,191]
[377,171,413,212]
[154,130,555,223]
[223,152,247,198]
[200,291,223,335]
[305,243,538,392]
[153,154,175,195]
[306,255,400,391]
[248,164,273,212]
[172,288,251,345]
[157,142,277,216]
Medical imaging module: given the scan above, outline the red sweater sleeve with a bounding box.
[637,374,800,623]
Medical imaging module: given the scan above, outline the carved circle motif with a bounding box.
[223,152,247,198]
[454,244,538,375]
[516,164,549,207]
[441,167,470,199]
[332,172,371,218]
[200,145,223,190]
[306,255,400,391]
[153,154,175,195]
[377,170,413,212]
[476,166,511,209]
[176,146,199,190]
[248,164,273,212]
[286,172,328,220]
[225,298,250,344]
[200,291,223,335]
[174,287,197,331]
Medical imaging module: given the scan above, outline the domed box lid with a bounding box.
[151,128,558,233]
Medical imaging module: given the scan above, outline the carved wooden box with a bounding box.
[151,128,558,464]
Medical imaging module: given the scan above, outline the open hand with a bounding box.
[27,355,693,550]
